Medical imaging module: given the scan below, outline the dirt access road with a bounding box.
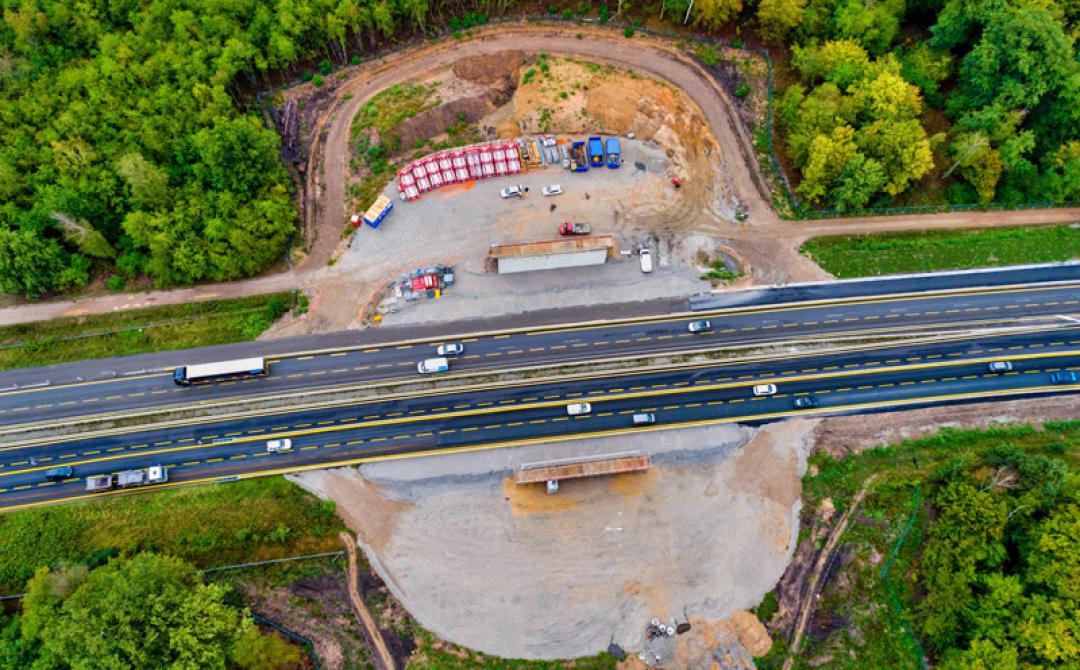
[1,23,1077,328]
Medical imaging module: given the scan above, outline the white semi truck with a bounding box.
[85,465,168,492]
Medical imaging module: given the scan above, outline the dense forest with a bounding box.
[915,444,1078,667]
[771,0,1080,210]
[1,0,1077,299]
[0,553,302,668]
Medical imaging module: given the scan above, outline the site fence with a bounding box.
[880,485,929,670]
[262,13,1078,223]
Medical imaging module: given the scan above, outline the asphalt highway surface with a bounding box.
[3,328,1079,511]
[3,279,1080,428]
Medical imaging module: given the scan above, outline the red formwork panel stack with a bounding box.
[397,141,523,201]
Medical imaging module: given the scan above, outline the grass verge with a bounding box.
[0,477,343,593]
[0,292,295,370]
[801,224,1080,278]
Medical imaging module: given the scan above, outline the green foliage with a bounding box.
[318,59,333,76]
[624,26,635,37]
[0,476,343,593]
[757,0,808,43]
[734,84,750,98]
[798,422,1080,669]
[782,41,934,209]
[15,553,304,669]
[801,224,1080,277]
[691,0,744,27]
[695,44,721,67]
[312,75,324,87]
[0,292,294,370]
[105,275,125,291]
[0,228,72,298]
[563,8,574,19]
[0,0,326,295]
[408,628,617,669]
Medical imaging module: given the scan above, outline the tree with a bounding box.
[758,0,807,43]
[833,0,905,54]
[117,153,171,210]
[19,553,293,670]
[0,228,68,298]
[692,0,744,27]
[192,117,285,198]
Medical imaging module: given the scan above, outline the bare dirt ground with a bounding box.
[290,420,816,665]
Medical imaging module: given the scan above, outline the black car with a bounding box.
[793,396,818,409]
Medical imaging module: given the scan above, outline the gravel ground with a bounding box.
[290,419,817,661]
[336,139,710,328]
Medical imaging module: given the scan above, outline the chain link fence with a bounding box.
[880,485,928,670]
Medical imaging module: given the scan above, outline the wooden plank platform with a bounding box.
[513,453,652,485]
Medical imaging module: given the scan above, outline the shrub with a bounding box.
[562,8,573,19]
[312,75,324,87]
[734,84,750,98]
[599,5,609,22]
[548,4,558,13]
[696,44,719,67]
[731,39,744,48]
[576,32,584,39]
[350,54,362,65]
[624,26,635,38]
[105,275,125,291]
[318,59,332,75]
[300,71,314,82]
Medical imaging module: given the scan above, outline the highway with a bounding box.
[2,327,1079,511]
[2,277,1080,428]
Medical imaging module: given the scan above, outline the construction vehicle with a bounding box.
[570,142,588,171]
[85,465,168,492]
[559,221,591,235]
[588,136,604,167]
[605,137,621,168]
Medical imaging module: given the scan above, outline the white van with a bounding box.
[417,357,449,374]
[266,438,292,453]
[639,249,653,273]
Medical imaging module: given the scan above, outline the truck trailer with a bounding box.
[570,142,589,171]
[361,195,394,229]
[86,465,169,492]
[588,136,604,167]
[605,137,621,168]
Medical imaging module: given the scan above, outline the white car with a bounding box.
[500,184,525,198]
[266,439,292,453]
[566,403,592,416]
[436,343,464,356]
[542,184,563,196]
[639,249,653,273]
[752,384,777,397]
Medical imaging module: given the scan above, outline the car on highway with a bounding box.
[417,357,450,374]
[632,412,656,426]
[988,361,1014,372]
[542,184,563,196]
[45,466,74,481]
[793,396,818,409]
[687,319,712,333]
[566,403,592,416]
[266,439,292,453]
[436,343,464,356]
[752,383,778,397]
[500,184,526,198]
[639,249,653,273]
[1051,371,1078,384]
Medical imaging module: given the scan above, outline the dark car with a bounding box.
[45,466,74,481]
[1051,371,1078,384]
[687,319,713,334]
[793,396,818,409]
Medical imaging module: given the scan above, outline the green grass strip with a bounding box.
[801,224,1080,278]
[0,292,295,370]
